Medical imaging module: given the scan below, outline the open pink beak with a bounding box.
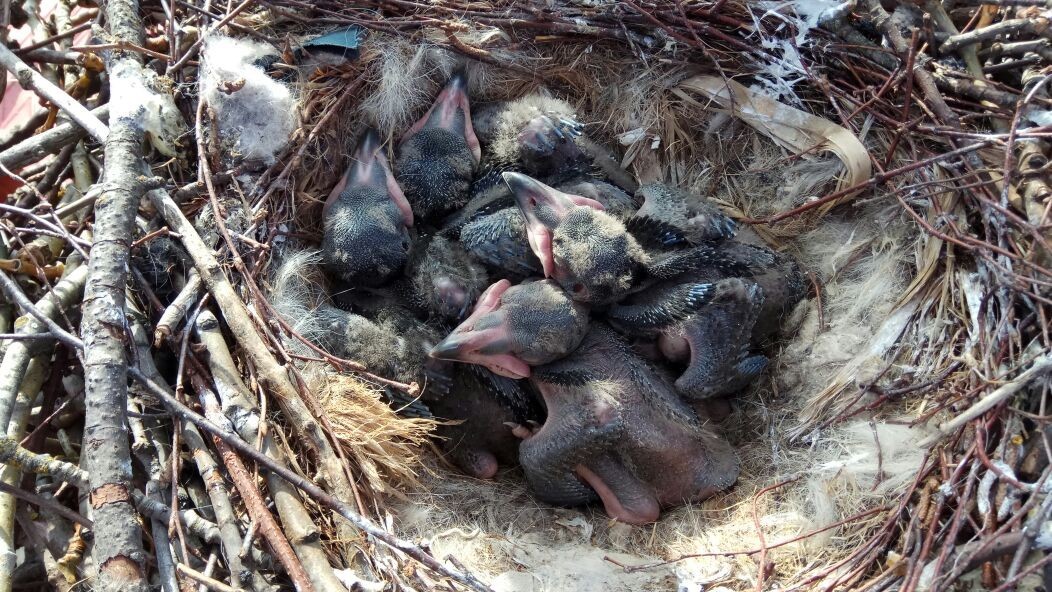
[503,172,604,278]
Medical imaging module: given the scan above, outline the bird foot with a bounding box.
[518,114,583,154]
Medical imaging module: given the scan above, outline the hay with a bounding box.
[310,367,436,498]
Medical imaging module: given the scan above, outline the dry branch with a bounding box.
[940,14,1052,53]
[0,265,86,429]
[78,0,150,587]
[0,44,108,143]
[0,105,109,171]
[196,380,315,592]
[144,184,364,553]
[193,312,350,592]
[918,354,1052,448]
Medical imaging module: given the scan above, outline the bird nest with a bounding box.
[234,2,1051,588]
[2,0,1050,591]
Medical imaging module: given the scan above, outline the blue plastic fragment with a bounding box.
[300,25,365,58]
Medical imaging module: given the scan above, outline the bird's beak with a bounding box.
[504,172,605,279]
[401,70,481,165]
[429,280,531,379]
[324,128,414,226]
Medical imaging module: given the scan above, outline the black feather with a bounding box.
[470,365,543,422]
[625,214,690,248]
[607,282,714,331]
[648,245,753,281]
[532,367,596,387]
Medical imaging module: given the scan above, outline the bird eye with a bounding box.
[402,239,410,251]
[572,283,586,294]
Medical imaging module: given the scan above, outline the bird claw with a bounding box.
[519,114,582,156]
[557,116,584,137]
[505,421,540,440]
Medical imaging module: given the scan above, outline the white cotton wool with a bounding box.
[199,34,297,165]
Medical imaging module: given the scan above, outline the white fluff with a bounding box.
[355,37,517,134]
[749,0,851,103]
[199,34,297,164]
[110,61,187,158]
[809,422,931,496]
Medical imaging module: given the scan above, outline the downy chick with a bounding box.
[429,278,590,380]
[461,93,633,230]
[270,250,438,388]
[628,182,737,249]
[400,234,489,322]
[472,94,588,181]
[455,178,633,280]
[508,324,740,524]
[395,71,481,223]
[507,172,744,306]
[323,129,413,287]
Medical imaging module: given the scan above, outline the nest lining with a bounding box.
[259,29,955,590]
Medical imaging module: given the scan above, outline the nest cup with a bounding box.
[240,9,1047,591]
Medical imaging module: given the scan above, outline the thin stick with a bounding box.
[197,380,313,591]
[0,481,91,528]
[918,354,1052,448]
[176,563,243,592]
[13,22,94,54]
[0,44,108,142]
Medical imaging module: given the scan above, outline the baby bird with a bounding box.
[395,71,481,223]
[454,178,633,280]
[628,182,737,249]
[472,94,588,180]
[506,171,742,306]
[272,250,542,477]
[323,129,413,287]
[399,233,489,322]
[271,250,439,388]
[608,241,807,400]
[429,278,590,380]
[510,324,740,524]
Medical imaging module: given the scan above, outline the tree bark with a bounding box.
[79,0,150,589]
[0,105,109,172]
